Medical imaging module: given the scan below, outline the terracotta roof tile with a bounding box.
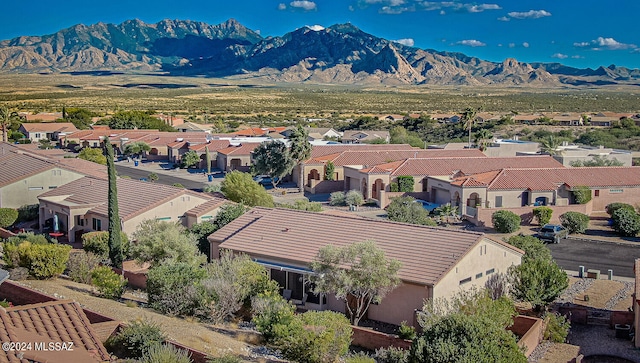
[217,143,262,156]
[390,156,563,176]
[185,197,229,217]
[20,122,78,133]
[309,149,485,167]
[484,167,640,190]
[309,144,417,159]
[210,207,522,286]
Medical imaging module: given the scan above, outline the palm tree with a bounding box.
[474,129,494,151]
[539,135,562,156]
[288,125,312,192]
[0,106,11,143]
[461,107,479,148]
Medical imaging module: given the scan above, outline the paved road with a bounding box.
[115,164,209,191]
[548,237,640,278]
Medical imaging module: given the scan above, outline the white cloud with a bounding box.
[508,43,515,48]
[278,3,287,10]
[497,16,510,21]
[306,25,325,31]
[551,53,568,59]
[507,9,551,19]
[394,38,415,47]
[290,0,317,11]
[440,10,445,15]
[373,1,501,14]
[380,5,415,14]
[456,39,486,47]
[571,55,584,59]
[522,42,529,48]
[573,37,637,50]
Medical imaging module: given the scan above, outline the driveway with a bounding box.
[547,237,640,278]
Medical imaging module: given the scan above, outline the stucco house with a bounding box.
[341,130,391,144]
[208,207,523,327]
[18,122,78,142]
[37,177,229,243]
[216,143,262,172]
[553,144,633,167]
[0,143,107,208]
[428,166,640,226]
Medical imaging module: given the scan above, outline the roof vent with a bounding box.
[176,138,184,142]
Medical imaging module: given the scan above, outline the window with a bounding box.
[475,272,483,279]
[155,217,171,221]
[594,190,600,197]
[28,186,43,191]
[92,218,102,231]
[76,216,85,226]
[495,196,503,208]
[609,189,623,194]
[201,215,213,220]
[459,277,472,285]
[486,268,495,275]
[479,245,487,256]
[49,186,57,189]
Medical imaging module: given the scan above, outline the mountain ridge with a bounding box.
[0,18,638,86]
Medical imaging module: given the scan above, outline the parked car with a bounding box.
[253,175,279,186]
[536,224,568,243]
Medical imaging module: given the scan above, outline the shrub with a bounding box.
[559,211,590,234]
[207,355,242,363]
[612,208,640,237]
[491,210,521,233]
[329,191,346,206]
[82,231,130,260]
[3,242,71,279]
[398,321,416,340]
[389,182,399,192]
[276,199,323,212]
[532,206,553,226]
[543,312,570,343]
[572,185,592,204]
[374,346,409,363]
[67,250,101,284]
[345,352,376,363]
[345,189,364,206]
[397,176,415,192]
[251,292,296,342]
[146,262,208,317]
[606,202,636,217]
[106,320,166,359]
[275,311,352,363]
[0,208,18,228]
[139,344,192,363]
[172,183,185,188]
[5,232,49,245]
[92,266,127,299]
[17,204,38,222]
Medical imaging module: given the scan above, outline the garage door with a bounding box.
[433,188,450,205]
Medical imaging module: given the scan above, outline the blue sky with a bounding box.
[2,0,639,69]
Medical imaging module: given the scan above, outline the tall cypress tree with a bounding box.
[104,137,123,268]
[205,145,211,174]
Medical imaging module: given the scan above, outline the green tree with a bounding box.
[82,231,130,260]
[505,235,552,263]
[310,241,401,325]
[0,208,18,228]
[474,129,493,151]
[288,125,312,192]
[221,171,274,207]
[180,150,200,168]
[345,189,364,207]
[65,108,95,130]
[461,107,479,148]
[572,185,592,204]
[491,210,521,233]
[78,147,107,165]
[0,105,11,143]
[559,211,589,234]
[106,110,175,132]
[252,141,294,187]
[611,208,640,237]
[605,202,635,217]
[386,196,435,226]
[205,145,212,174]
[539,135,562,156]
[508,258,568,311]
[325,161,336,181]
[130,219,206,267]
[104,137,124,269]
[570,155,625,167]
[123,141,151,160]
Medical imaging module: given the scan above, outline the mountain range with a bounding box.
[1,18,639,86]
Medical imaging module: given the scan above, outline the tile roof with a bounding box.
[389,156,564,176]
[342,130,390,141]
[210,207,523,286]
[185,197,229,217]
[310,149,486,167]
[188,140,232,152]
[309,144,417,159]
[217,143,262,156]
[38,177,211,220]
[231,127,287,137]
[475,167,640,191]
[20,122,78,133]
[0,300,110,362]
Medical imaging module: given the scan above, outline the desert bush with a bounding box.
[146,262,208,317]
[398,321,416,340]
[491,210,521,233]
[5,232,49,245]
[16,204,38,222]
[82,231,130,260]
[605,202,635,216]
[374,346,409,363]
[92,266,127,299]
[139,344,192,363]
[612,208,640,237]
[106,319,166,359]
[559,211,590,234]
[251,292,296,342]
[345,189,364,206]
[543,312,570,343]
[0,208,18,228]
[485,272,510,300]
[67,250,101,284]
[329,191,346,206]
[532,206,553,226]
[345,352,375,363]
[276,199,323,212]
[3,241,71,279]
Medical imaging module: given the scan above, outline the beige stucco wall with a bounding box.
[433,238,522,300]
[367,282,431,327]
[1,168,86,209]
